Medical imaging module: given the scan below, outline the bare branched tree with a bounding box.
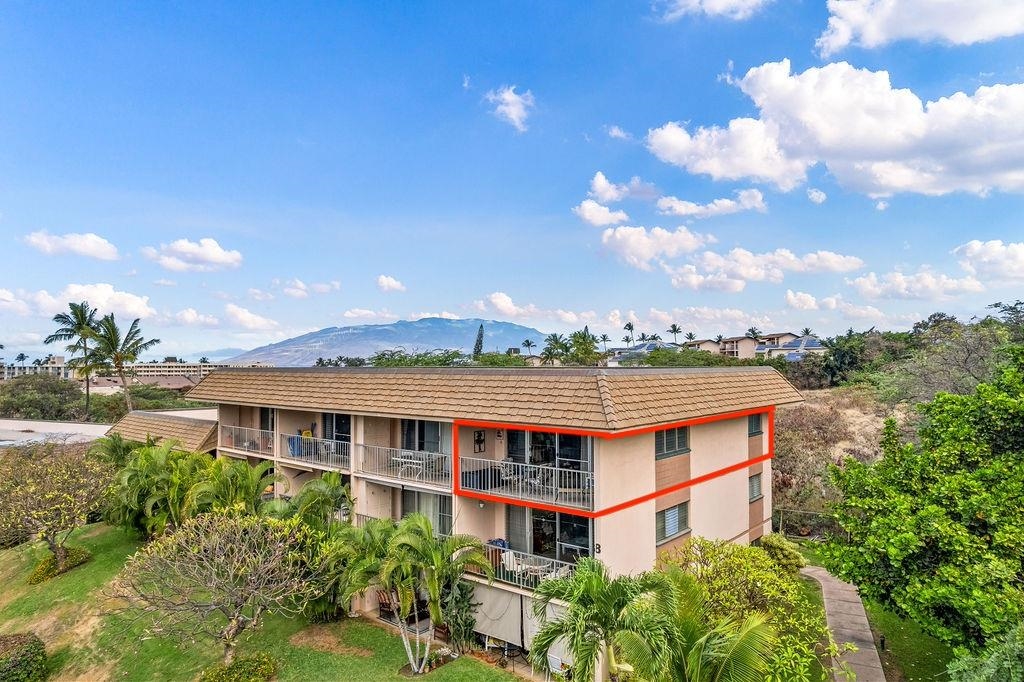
[107,513,323,664]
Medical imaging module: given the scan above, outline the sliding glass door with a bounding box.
[504,429,592,471]
[504,505,592,563]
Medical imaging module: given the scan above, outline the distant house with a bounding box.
[756,335,827,362]
[719,336,760,359]
[759,332,799,347]
[686,339,721,353]
[605,340,680,367]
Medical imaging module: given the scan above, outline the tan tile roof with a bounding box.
[107,411,218,452]
[187,367,802,432]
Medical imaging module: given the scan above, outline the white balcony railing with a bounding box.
[219,425,274,456]
[471,542,576,590]
[358,445,452,488]
[459,456,594,510]
[279,434,351,471]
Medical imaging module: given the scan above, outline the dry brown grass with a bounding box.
[288,622,373,657]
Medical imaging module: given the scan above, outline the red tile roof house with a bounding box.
[186,366,802,674]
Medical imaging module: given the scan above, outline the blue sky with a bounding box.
[1,1,1023,360]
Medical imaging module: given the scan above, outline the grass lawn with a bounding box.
[793,538,955,682]
[0,524,515,681]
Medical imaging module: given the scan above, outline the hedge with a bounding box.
[0,633,47,682]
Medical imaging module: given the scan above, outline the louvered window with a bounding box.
[655,426,690,459]
[656,502,690,543]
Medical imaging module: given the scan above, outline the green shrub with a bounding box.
[759,533,807,574]
[948,622,1024,681]
[199,653,278,682]
[27,547,92,585]
[0,633,47,682]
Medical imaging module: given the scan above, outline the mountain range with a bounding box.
[225,318,548,366]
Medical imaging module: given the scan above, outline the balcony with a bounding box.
[358,444,452,489]
[219,425,274,456]
[470,542,576,590]
[459,456,594,511]
[279,434,351,472]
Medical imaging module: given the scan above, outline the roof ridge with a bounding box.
[594,372,618,430]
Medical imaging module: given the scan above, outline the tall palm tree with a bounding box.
[745,326,762,339]
[529,558,672,682]
[637,332,650,343]
[657,567,776,682]
[667,324,682,343]
[685,332,697,342]
[15,353,27,367]
[87,314,160,412]
[800,327,813,337]
[714,334,724,344]
[44,301,100,418]
[623,322,635,346]
[598,333,611,351]
[382,514,492,674]
[621,335,632,345]
[522,339,536,355]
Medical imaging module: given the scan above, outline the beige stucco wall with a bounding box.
[595,433,655,508]
[596,499,656,575]
[687,417,751,543]
[363,416,393,447]
[453,497,504,543]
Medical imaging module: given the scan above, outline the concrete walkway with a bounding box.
[801,566,886,682]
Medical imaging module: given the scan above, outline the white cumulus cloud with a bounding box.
[485,85,535,132]
[607,125,632,140]
[175,308,219,327]
[142,237,242,272]
[0,289,31,315]
[657,188,766,218]
[601,225,717,270]
[377,275,406,292]
[31,283,156,319]
[311,280,341,294]
[785,289,819,310]
[807,188,827,204]
[248,288,274,301]
[23,231,119,260]
[573,199,630,226]
[817,0,1024,57]
[849,270,985,300]
[224,303,278,330]
[661,0,773,21]
[283,279,309,299]
[342,308,398,321]
[953,239,1024,282]
[588,171,657,203]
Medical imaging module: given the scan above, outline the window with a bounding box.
[749,473,763,501]
[401,419,442,452]
[322,413,351,442]
[259,407,275,433]
[656,502,689,543]
[748,413,763,436]
[655,426,690,459]
[401,491,452,536]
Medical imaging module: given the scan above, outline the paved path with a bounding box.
[801,565,886,682]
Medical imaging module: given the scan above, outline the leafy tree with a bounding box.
[746,327,762,339]
[44,300,100,418]
[474,351,527,366]
[0,374,82,420]
[87,314,160,412]
[988,300,1024,343]
[667,323,682,343]
[86,383,211,423]
[564,329,600,365]
[90,433,141,470]
[108,513,323,664]
[824,350,1024,650]
[522,338,536,355]
[368,349,464,367]
[948,621,1024,681]
[542,334,568,364]
[0,441,113,572]
[663,538,843,681]
[472,324,484,359]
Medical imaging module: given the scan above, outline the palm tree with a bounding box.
[87,314,160,412]
[15,353,27,367]
[623,322,635,346]
[44,301,100,418]
[745,326,762,339]
[529,558,672,682]
[199,356,210,364]
[382,514,492,674]
[522,339,536,355]
[667,324,682,343]
[621,335,632,346]
[292,472,354,528]
[657,567,776,682]
[598,333,611,351]
[195,458,279,515]
[649,333,662,341]
[542,333,568,363]
[714,334,724,344]
[685,332,697,342]
[800,327,813,337]
[637,332,650,344]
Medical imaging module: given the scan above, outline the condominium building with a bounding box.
[1,355,72,380]
[185,366,801,659]
[718,336,760,359]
